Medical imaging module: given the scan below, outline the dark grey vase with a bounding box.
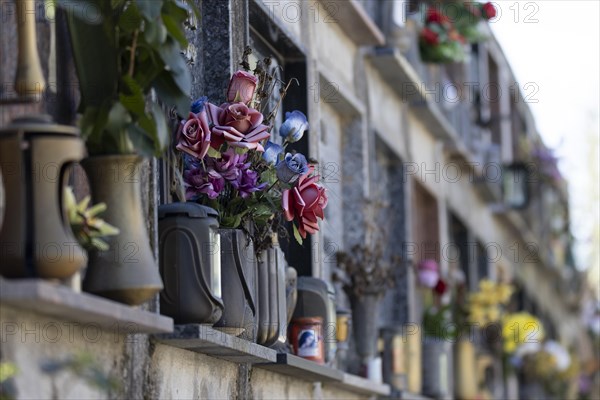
[256,242,287,346]
[213,229,258,341]
[81,155,163,305]
[422,336,454,400]
[158,202,223,324]
[350,293,383,361]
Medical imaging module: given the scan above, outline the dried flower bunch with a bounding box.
[336,198,400,298]
[336,243,398,298]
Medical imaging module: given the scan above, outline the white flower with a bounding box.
[543,340,571,371]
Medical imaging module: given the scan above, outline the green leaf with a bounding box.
[207,146,221,159]
[118,1,141,33]
[156,38,191,94]
[292,224,303,245]
[111,0,126,8]
[66,6,118,109]
[144,20,168,45]
[179,0,201,19]
[127,123,155,157]
[149,102,169,155]
[152,71,190,117]
[162,13,188,47]
[119,75,145,115]
[105,102,132,134]
[162,0,190,22]
[137,0,162,20]
[79,107,99,140]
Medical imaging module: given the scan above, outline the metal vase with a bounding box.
[213,229,258,341]
[422,336,454,400]
[0,116,87,279]
[158,202,223,324]
[81,155,163,305]
[349,293,382,361]
[256,242,287,346]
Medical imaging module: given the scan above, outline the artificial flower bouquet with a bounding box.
[418,2,497,64]
[417,259,457,340]
[419,6,467,63]
[502,311,544,354]
[466,279,513,326]
[511,339,578,396]
[171,54,327,251]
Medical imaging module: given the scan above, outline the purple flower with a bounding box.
[276,152,308,184]
[211,148,251,181]
[184,167,225,200]
[279,110,309,143]
[263,141,284,165]
[232,169,267,198]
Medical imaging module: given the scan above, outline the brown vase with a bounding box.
[81,155,163,305]
[0,115,87,279]
[454,340,478,399]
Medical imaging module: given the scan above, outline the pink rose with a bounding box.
[227,70,258,104]
[176,111,211,159]
[282,166,328,239]
[417,259,440,288]
[206,102,270,151]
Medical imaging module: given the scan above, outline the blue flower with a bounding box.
[191,96,208,114]
[263,141,284,165]
[276,153,309,184]
[279,110,309,143]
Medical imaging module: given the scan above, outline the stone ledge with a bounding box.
[257,353,344,382]
[318,0,385,46]
[328,372,392,396]
[155,326,392,397]
[154,324,278,364]
[0,278,173,333]
[399,391,434,400]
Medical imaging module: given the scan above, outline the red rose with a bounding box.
[482,2,496,19]
[434,278,447,296]
[426,7,448,24]
[282,166,328,239]
[421,27,439,45]
[226,70,258,104]
[206,102,270,151]
[176,111,211,159]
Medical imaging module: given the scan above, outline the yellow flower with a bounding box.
[487,306,501,323]
[468,306,488,325]
[479,279,496,294]
[496,283,514,304]
[502,312,544,354]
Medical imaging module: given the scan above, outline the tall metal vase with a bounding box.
[81,155,163,305]
[422,336,454,400]
[213,229,258,341]
[350,293,382,361]
[256,240,287,346]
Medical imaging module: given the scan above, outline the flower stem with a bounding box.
[128,30,139,78]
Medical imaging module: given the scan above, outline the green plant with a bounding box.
[56,0,198,156]
[0,362,17,400]
[64,186,120,251]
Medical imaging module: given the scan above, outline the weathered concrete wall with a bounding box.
[0,306,376,399]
